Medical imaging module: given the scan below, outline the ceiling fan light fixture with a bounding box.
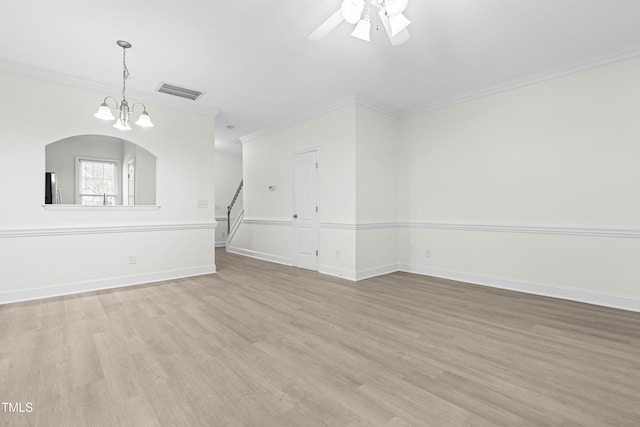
[341,0,365,24]
[310,0,410,45]
[389,12,411,36]
[385,0,408,16]
[351,16,371,41]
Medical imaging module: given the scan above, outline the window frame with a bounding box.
[75,156,121,206]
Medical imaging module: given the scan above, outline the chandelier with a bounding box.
[94,40,154,130]
[309,0,411,46]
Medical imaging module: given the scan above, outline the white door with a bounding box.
[293,149,319,270]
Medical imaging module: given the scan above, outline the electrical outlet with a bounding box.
[425,249,431,258]
[197,200,209,208]
[336,250,341,259]
[128,255,137,265]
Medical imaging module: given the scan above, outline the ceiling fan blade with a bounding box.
[308,9,344,40]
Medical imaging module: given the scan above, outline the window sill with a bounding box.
[42,204,161,212]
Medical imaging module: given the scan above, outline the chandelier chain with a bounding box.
[121,47,130,101]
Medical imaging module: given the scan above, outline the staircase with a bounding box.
[226,179,243,248]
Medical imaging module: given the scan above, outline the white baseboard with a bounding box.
[226,246,293,266]
[0,265,216,306]
[224,246,640,312]
[215,241,226,248]
[356,264,399,281]
[318,265,357,281]
[398,263,640,313]
[319,264,398,281]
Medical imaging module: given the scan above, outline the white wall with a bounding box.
[231,106,357,276]
[355,105,398,277]
[134,143,157,205]
[398,56,640,309]
[214,151,243,245]
[232,56,640,311]
[233,105,397,279]
[0,70,216,304]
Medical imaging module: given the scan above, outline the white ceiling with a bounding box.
[2,0,640,151]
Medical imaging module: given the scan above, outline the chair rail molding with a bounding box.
[242,217,293,226]
[398,221,640,238]
[319,221,397,230]
[0,221,217,238]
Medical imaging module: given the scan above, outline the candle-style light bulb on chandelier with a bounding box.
[94,40,154,130]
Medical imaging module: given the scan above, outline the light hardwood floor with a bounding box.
[1,248,639,426]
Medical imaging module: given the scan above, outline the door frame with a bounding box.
[292,147,320,271]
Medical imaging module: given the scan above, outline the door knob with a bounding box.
[293,214,298,219]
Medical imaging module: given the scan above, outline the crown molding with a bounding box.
[354,96,403,118]
[0,58,220,117]
[399,42,640,118]
[239,94,402,144]
[240,96,359,143]
[8,40,637,140]
[241,43,640,141]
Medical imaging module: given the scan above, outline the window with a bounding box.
[76,157,119,205]
[46,135,157,206]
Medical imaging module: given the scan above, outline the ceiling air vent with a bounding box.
[156,82,204,101]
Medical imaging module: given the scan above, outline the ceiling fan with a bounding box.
[309,0,411,46]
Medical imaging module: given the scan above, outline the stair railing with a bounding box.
[227,179,243,234]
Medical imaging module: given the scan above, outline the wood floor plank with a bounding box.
[1,248,640,426]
